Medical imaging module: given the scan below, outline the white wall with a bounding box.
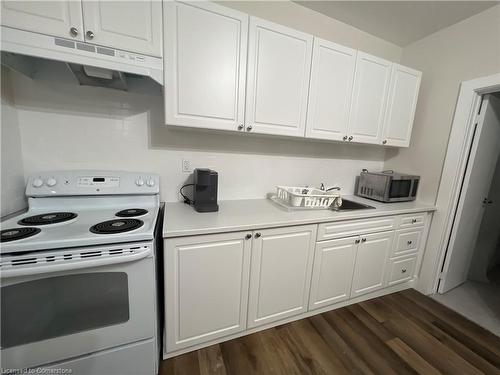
[1,67,26,217]
[9,64,385,203]
[384,5,500,204]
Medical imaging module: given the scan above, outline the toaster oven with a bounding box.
[356,170,420,202]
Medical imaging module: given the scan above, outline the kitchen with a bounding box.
[1,1,500,374]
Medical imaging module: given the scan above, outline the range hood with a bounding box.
[1,26,163,89]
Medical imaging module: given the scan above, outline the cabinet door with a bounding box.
[382,64,422,147]
[351,231,393,297]
[246,17,313,137]
[81,0,162,56]
[309,237,358,310]
[1,0,83,41]
[165,232,251,352]
[164,1,248,132]
[306,38,356,141]
[348,52,392,144]
[248,225,316,328]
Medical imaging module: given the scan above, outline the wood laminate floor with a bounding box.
[161,289,500,374]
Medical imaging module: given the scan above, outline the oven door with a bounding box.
[0,242,156,369]
[387,178,415,202]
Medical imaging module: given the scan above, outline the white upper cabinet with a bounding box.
[247,225,316,328]
[164,1,248,132]
[1,0,84,41]
[306,38,356,141]
[348,52,392,144]
[381,64,422,147]
[81,0,162,56]
[246,17,313,137]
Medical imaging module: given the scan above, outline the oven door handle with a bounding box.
[1,247,151,279]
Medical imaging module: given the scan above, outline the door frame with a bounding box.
[418,73,500,295]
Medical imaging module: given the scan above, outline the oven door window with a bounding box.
[1,272,129,348]
[389,180,412,199]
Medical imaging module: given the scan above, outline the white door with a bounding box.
[382,64,422,147]
[164,1,248,132]
[309,236,358,310]
[248,225,316,328]
[351,231,393,297]
[439,94,500,293]
[305,38,356,141]
[348,52,392,144]
[164,232,251,352]
[0,0,83,41]
[81,0,162,56]
[246,17,313,137]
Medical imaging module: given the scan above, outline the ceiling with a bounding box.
[294,1,499,46]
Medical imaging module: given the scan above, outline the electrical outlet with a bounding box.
[182,159,192,173]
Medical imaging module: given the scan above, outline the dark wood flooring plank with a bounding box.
[385,293,500,373]
[308,314,376,375]
[258,328,303,375]
[198,345,227,375]
[362,297,483,375]
[161,350,200,375]
[386,337,441,375]
[323,307,417,375]
[401,288,500,355]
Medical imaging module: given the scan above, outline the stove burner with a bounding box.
[90,219,144,234]
[115,208,148,217]
[1,227,41,242]
[18,212,77,226]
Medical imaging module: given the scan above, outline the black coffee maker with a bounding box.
[193,168,219,212]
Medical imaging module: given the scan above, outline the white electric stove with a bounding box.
[0,170,162,375]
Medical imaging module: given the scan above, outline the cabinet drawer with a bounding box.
[392,229,421,257]
[387,256,416,286]
[398,214,425,228]
[317,216,396,241]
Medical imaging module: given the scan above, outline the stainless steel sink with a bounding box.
[332,199,375,211]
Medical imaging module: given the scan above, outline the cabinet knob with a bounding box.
[348,136,353,141]
[343,136,348,141]
[411,218,417,224]
[355,239,360,244]
[382,140,387,145]
[402,269,407,273]
[407,240,413,245]
[361,238,367,243]
[245,234,252,240]
[254,232,261,238]
[246,125,253,132]
[237,124,244,131]
[69,27,78,37]
[86,30,95,39]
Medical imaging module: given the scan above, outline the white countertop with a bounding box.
[163,196,436,238]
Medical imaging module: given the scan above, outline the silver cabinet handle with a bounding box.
[348,136,353,141]
[246,125,253,132]
[237,124,244,131]
[86,30,95,39]
[245,234,252,240]
[254,232,261,238]
[69,27,78,37]
[343,136,348,141]
[361,238,367,243]
[402,269,407,273]
[407,240,413,245]
[355,239,360,244]
[382,140,387,145]
[411,218,417,224]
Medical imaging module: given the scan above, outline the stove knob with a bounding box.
[146,178,155,187]
[46,177,57,187]
[135,178,144,186]
[32,178,44,188]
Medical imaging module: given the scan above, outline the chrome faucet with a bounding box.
[319,183,341,192]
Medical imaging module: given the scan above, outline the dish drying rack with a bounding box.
[269,186,342,211]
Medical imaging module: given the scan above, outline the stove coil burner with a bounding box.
[90,219,144,234]
[18,212,77,226]
[115,209,148,217]
[1,227,41,242]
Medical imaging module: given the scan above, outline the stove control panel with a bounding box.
[26,171,160,196]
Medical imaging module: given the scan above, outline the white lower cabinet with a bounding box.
[350,231,394,297]
[247,225,316,328]
[309,236,357,310]
[164,231,251,352]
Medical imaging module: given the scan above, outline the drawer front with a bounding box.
[388,256,416,285]
[398,213,425,228]
[317,216,396,241]
[392,229,422,257]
